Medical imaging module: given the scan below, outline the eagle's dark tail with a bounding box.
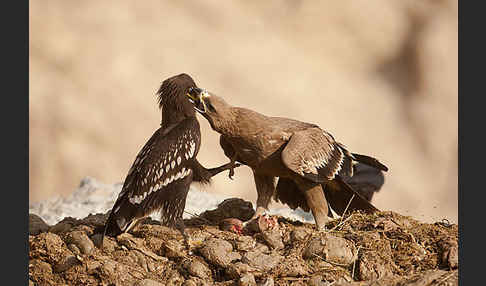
[324,175,379,216]
[103,196,142,241]
[352,153,388,172]
[344,162,386,202]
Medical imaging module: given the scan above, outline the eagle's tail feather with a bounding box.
[352,153,388,172]
[103,198,143,239]
[324,175,379,216]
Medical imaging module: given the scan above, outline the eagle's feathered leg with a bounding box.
[297,179,330,230]
[251,172,276,220]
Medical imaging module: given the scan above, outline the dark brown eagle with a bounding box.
[186,88,388,230]
[104,74,235,238]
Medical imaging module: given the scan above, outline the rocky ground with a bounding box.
[29,197,458,285]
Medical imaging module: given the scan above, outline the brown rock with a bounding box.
[226,262,258,279]
[66,230,95,255]
[67,243,81,255]
[290,228,310,242]
[200,238,240,267]
[29,259,53,274]
[358,251,395,281]
[438,238,458,269]
[258,277,274,286]
[262,229,284,250]
[182,277,210,286]
[241,250,282,272]
[239,273,257,286]
[277,257,310,277]
[29,214,50,235]
[134,279,164,286]
[235,236,257,252]
[86,260,102,274]
[303,235,356,266]
[308,275,325,286]
[162,239,186,259]
[185,258,212,280]
[53,255,79,273]
[402,269,451,286]
[49,221,74,234]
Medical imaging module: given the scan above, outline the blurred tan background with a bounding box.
[29,0,457,223]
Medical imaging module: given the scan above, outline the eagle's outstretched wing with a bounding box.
[104,117,201,236]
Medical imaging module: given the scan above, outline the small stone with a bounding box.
[86,260,102,274]
[131,250,149,272]
[258,277,274,286]
[302,238,324,260]
[235,236,257,252]
[279,257,309,277]
[308,275,325,286]
[29,259,53,274]
[49,221,73,234]
[241,251,282,272]
[134,279,164,286]
[358,251,394,281]
[53,255,79,273]
[186,258,212,279]
[182,278,210,286]
[66,231,95,255]
[226,262,257,279]
[262,229,284,250]
[29,214,49,235]
[439,238,458,269]
[67,243,81,255]
[239,273,257,286]
[162,239,186,259]
[290,228,309,242]
[182,280,197,286]
[303,235,356,266]
[200,238,240,267]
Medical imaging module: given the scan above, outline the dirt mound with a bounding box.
[29,198,458,286]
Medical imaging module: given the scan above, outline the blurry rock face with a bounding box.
[29,0,457,223]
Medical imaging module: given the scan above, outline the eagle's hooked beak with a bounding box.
[187,87,208,113]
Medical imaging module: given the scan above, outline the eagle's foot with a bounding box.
[251,206,269,220]
[229,167,235,180]
[228,156,238,180]
[175,219,192,252]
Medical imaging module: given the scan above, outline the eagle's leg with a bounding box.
[299,181,330,230]
[207,162,242,178]
[251,173,276,220]
[175,219,192,251]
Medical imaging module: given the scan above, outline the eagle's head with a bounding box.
[156,73,198,127]
[186,87,234,133]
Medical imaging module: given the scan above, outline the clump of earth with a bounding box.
[29,194,458,285]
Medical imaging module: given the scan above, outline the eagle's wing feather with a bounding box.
[281,127,353,182]
[104,117,201,236]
